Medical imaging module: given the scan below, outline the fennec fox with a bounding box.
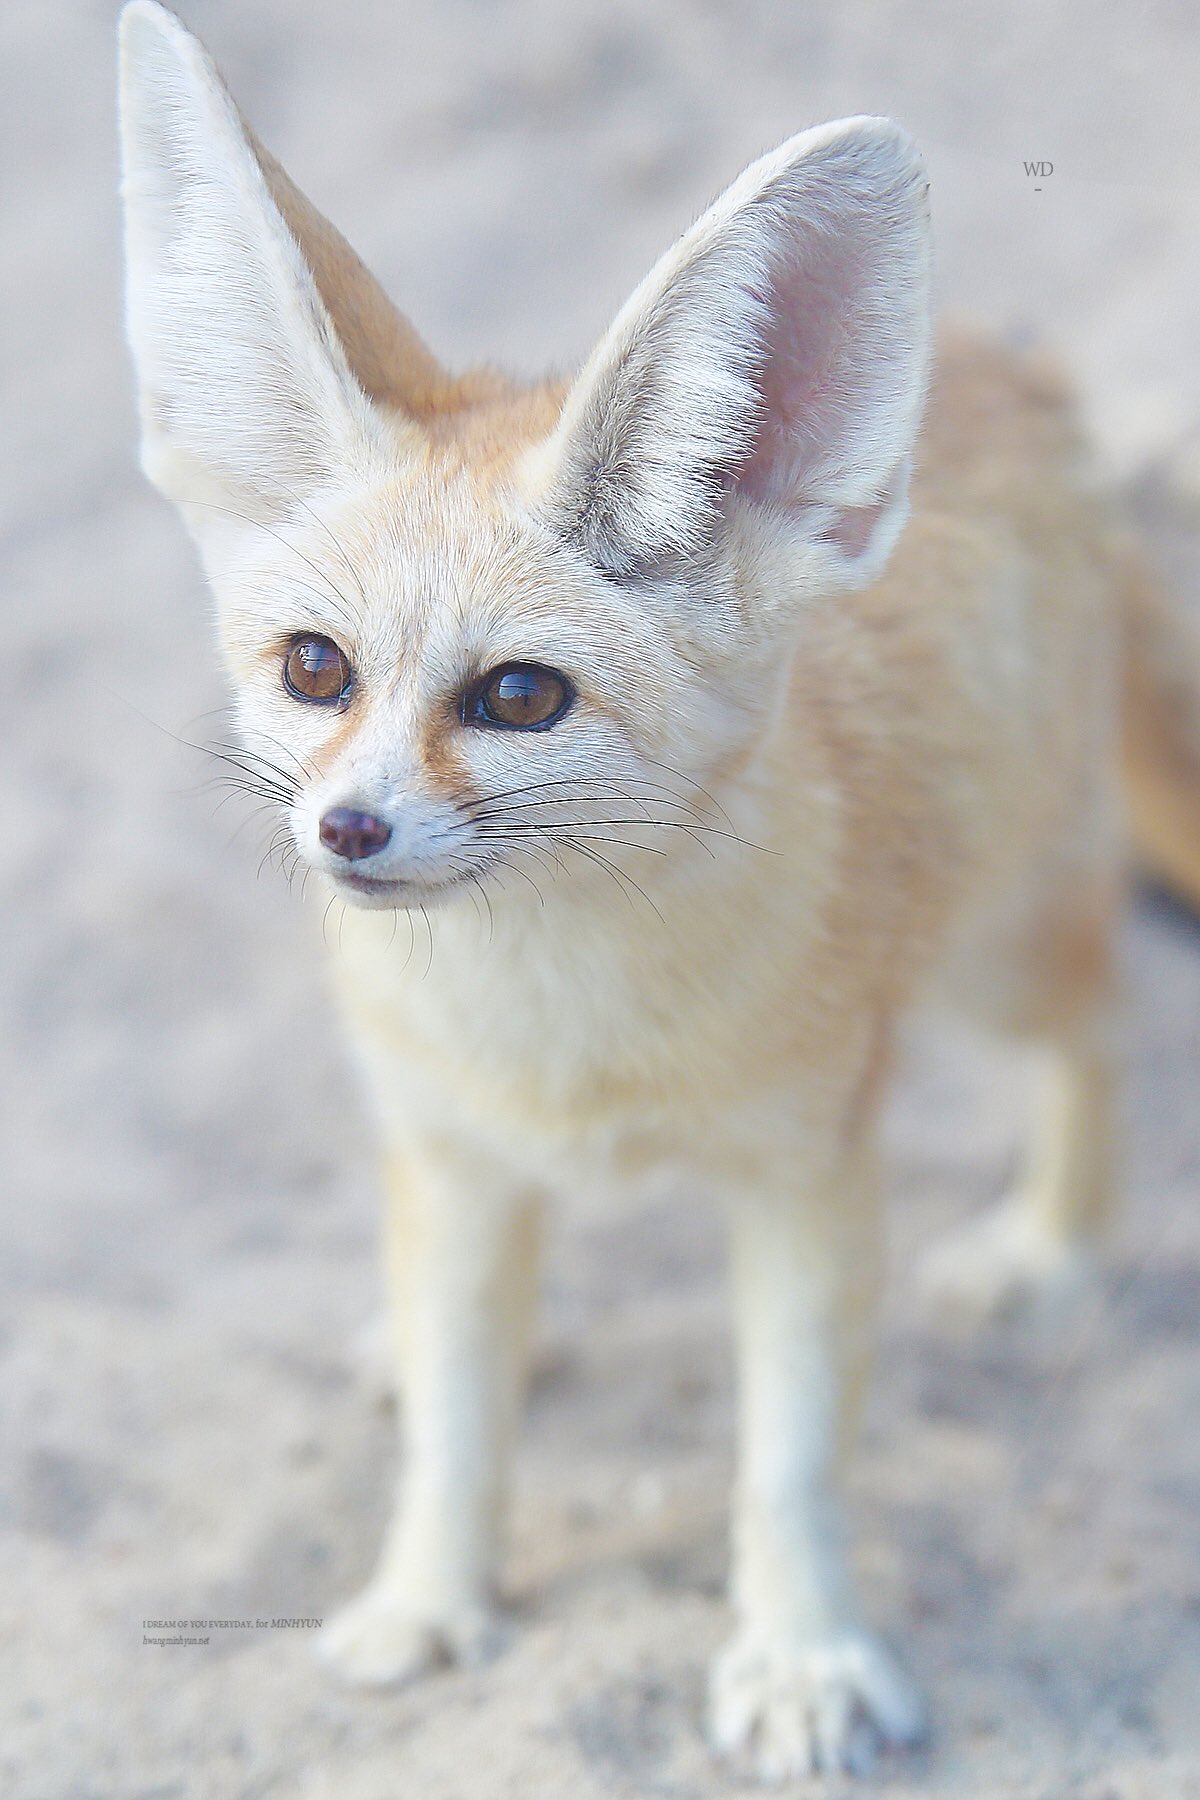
[118,2,1200,1779]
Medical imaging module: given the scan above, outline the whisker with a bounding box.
[549,831,671,858]
[555,835,665,923]
[237,730,320,785]
[223,798,279,840]
[181,704,240,731]
[115,700,300,809]
[206,785,278,821]
[397,907,417,973]
[205,738,305,792]
[280,842,303,892]
[467,791,709,827]
[474,810,771,857]
[469,872,495,942]
[464,880,485,937]
[198,773,294,809]
[489,849,547,906]
[500,835,562,881]
[257,827,291,882]
[461,775,711,824]
[193,746,298,805]
[641,755,735,827]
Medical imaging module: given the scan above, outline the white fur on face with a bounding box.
[214,472,775,912]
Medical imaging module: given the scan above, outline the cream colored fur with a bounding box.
[118,2,1200,1780]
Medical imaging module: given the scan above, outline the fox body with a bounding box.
[118,3,1200,1779]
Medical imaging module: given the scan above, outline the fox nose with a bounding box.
[319,806,392,862]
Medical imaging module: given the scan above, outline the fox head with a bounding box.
[118,1,932,913]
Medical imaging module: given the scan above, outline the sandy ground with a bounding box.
[4,2,1200,1796]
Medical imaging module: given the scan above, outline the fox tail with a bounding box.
[1121,541,1200,913]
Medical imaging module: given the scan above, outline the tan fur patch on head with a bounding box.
[417,693,485,815]
[304,706,364,781]
[419,376,568,491]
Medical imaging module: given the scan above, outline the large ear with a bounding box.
[117,2,449,547]
[534,118,933,589]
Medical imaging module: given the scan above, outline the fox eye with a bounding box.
[466,663,574,731]
[283,634,353,706]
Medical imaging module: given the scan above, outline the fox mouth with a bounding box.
[335,869,409,899]
[327,865,479,910]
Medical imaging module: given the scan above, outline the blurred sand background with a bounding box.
[3,2,1200,1795]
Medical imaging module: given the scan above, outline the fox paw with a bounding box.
[917,1202,1096,1327]
[708,1627,926,1781]
[315,1584,505,1688]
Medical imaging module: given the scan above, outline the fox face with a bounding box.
[118,3,932,917]
[213,455,779,913]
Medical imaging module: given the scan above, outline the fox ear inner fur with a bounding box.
[118,0,451,549]
[534,119,933,589]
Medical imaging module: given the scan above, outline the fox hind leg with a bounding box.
[920,891,1121,1325]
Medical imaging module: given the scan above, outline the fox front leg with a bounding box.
[710,1135,925,1779]
[318,1137,541,1686]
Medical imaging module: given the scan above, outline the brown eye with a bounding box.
[468,663,574,731]
[283,634,352,706]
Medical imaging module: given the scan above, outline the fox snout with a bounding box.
[298,778,473,905]
[318,807,393,862]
